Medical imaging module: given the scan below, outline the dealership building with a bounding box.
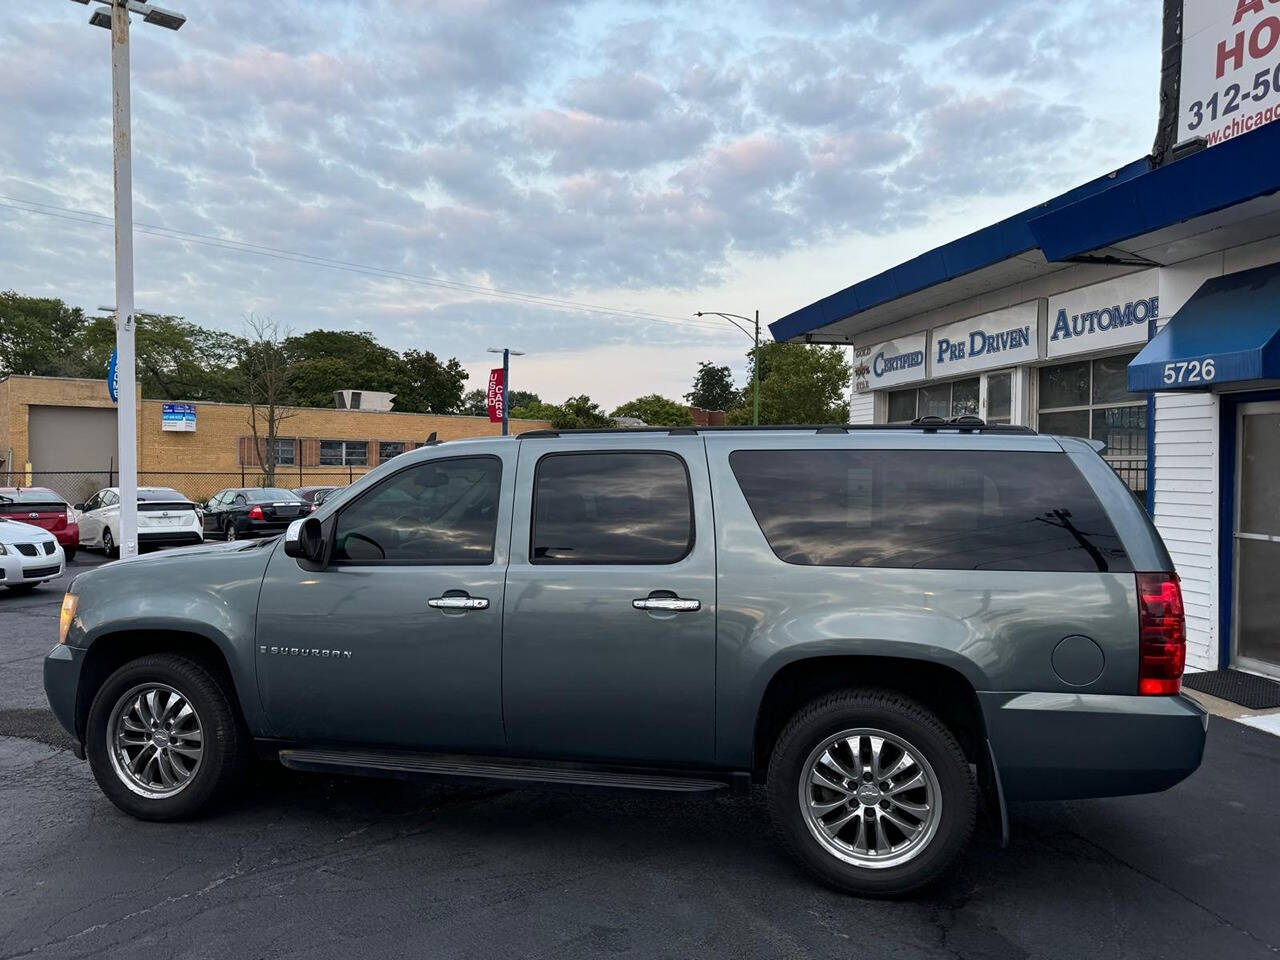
[772,6,1280,682]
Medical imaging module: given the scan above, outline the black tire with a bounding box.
[101,528,118,559]
[767,689,976,898]
[64,547,77,563]
[86,653,245,821]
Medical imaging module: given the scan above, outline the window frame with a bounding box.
[885,369,1016,424]
[270,437,297,467]
[1036,350,1147,493]
[319,439,370,467]
[529,449,696,566]
[378,440,406,462]
[328,454,504,567]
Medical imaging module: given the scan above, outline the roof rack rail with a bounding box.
[518,421,1036,438]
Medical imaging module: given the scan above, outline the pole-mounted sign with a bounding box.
[486,367,504,424]
[107,347,119,403]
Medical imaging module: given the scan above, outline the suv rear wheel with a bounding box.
[86,653,245,820]
[767,689,976,897]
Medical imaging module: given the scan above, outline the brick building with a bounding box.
[0,375,551,503]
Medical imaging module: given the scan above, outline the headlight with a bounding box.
[59,593,78,645]
[0,543,7,555]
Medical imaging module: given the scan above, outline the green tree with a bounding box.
[685,361,738,411]
[394,349,468,414]
[283,330,407,408]
[508,390,540,410]
[459,388,488,417]
[510,399,559,422]
[78,313,245,401]
[547,395,611,429]
[0,292,87,377]
[610,394,695,426]
[726,343,850,425]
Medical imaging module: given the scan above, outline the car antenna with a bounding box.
[424,431,440,445]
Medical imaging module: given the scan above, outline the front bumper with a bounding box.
[0,551,65,585]
[44,644,87,758]
[980,691,1208,801]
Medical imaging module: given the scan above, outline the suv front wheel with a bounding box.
[86,653,245,820]
[767,689,976,897]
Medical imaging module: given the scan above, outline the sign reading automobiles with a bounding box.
[1046,270,1160,360]
[857,332,927,392]
[1178,0,1280,146]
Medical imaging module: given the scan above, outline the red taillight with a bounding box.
[1137,573,1186,695]
[248,505,264,521]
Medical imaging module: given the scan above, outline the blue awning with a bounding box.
[1128,262,1280,391]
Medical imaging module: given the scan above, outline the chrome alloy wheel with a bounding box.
[798,728,941,869]
[108,683,204,798]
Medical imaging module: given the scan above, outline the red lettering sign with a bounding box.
[486,367,504,423]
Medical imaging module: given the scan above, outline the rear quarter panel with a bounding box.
[704,432,1141,767]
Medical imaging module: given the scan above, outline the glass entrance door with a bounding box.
[1234,401,1280,678]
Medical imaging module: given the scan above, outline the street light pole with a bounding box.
[71,0,185,558]
[694,310,761,426]
[486,347,525,436]
[111,0,139,559]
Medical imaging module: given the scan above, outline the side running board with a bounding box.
[278,748,733,794]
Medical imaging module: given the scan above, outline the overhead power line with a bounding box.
[0,194,736,335]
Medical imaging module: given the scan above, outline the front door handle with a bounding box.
[632,596,700,612]
[428,595,489,611]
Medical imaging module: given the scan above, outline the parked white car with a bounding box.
[0,516,65,592]
[75,487,204,557]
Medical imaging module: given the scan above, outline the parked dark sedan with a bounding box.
[292,485,340,509]
[202,488,308,541]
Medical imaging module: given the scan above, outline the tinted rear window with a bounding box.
[245,489,301,502]
[729,449,1130,572]
[138,488,185,502]
[0,489,64,509]
[532,452,693,564]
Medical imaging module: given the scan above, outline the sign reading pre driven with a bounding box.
[930,301,1041,376]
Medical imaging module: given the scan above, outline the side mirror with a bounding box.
[73,503,85,511]
[283,516,326,564]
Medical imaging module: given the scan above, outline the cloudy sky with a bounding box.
[1,0,1163,408]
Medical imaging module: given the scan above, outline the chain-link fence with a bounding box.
[0,468,370,506]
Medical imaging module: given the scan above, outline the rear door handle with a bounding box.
[632,597,700,612]
[428,595,489,611]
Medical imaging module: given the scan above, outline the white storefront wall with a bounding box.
[846,241,1280,672]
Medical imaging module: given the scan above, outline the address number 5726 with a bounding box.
[1162,358,1215,385]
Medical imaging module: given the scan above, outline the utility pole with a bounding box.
[486,347,525,436]
[111,0,138,558]
[694,310,761,425]
[73,0,186,558]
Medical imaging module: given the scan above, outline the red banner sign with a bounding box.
[486,367,504,423]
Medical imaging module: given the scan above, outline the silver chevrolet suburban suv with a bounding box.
[45,421,1206,896]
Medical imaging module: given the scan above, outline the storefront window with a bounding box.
[887,376,992,423]
[1038,351,1146,494]
[986,372,1012,424]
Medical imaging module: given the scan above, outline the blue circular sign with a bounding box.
[107,348,118,404]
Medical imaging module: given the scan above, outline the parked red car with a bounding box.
[0,487,79,561]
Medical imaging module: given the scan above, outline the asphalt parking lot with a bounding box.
[2,554,1279,960]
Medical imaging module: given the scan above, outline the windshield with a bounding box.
[247,489,302,502]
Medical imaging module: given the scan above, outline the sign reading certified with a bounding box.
[931,301,1040,377]
[1178,0,1280,146]
[864,332,927,391]
[1047,271,1159,359]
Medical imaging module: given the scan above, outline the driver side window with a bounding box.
[333,456,502,565]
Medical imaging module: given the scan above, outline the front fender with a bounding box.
[65,541,275,735]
